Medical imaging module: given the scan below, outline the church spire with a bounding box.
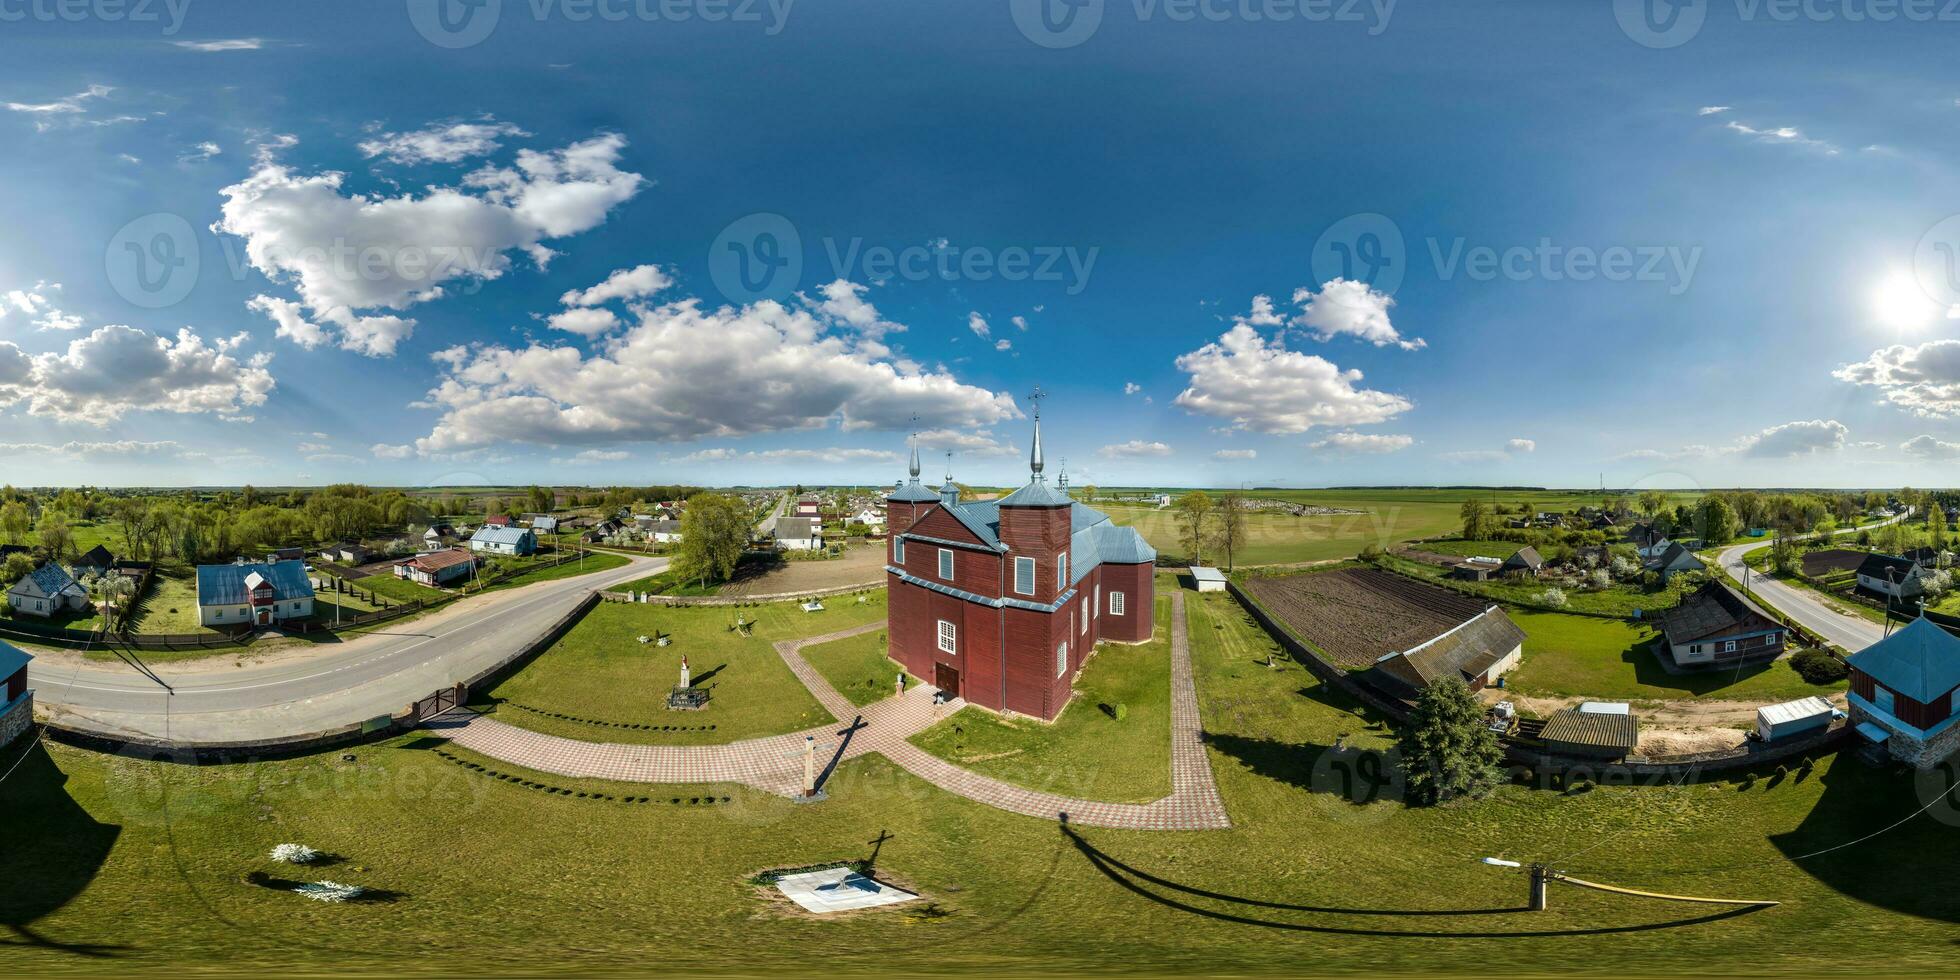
[1028,386,1046,482]
[907,433,920,482]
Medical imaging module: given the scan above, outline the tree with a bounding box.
[1459,498,1493,540]
[1930,505,1949,554]
[0,500,27,545]
[36,513,72,562]
[1214,492,1248,572]
[1,552,34,586]
[1175,491,1213,564]
[93,572,135,626]
[1695,495,1739,544]
[1637,490,1667,518]
[673,493,748,588]
[1398,678,1504,806]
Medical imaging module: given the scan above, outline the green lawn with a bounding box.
[801,629,915,707]
[121,569,208,635]
[612,566,720,597]
[353,573,447,604]
[482,550,629,590]
[909,586,1173,803]
[479,592,888,744]
[1417,538,1535,559]
[10,570,1960,974]
[1502,609,1844,703]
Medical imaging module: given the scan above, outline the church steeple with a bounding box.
[908,434,921,481]
[1028,386,1046,483]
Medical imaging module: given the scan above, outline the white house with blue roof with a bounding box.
[469,525,538,556]
[7,562,90,618]
[883,410,1158,721]
[1847,616,1960,768]
[196,560,316,628]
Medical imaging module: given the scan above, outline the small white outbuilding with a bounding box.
[1756,696,1837,742]
[1189,566,1228,592]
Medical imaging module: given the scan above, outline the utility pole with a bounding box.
[1529,864,1550,912]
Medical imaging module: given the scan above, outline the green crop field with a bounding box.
[5,580,1956,973]
[1096,489,1704,566]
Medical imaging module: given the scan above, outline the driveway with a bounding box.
[25,554,663,746]
[1714,517,1902,653]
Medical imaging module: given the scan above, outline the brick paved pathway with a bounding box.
[437,592,1229,830]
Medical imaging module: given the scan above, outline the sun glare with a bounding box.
[1873,272,1940,330]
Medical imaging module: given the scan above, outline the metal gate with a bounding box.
[414,683,466,721]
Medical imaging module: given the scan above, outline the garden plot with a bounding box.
[1241,566,1486,668]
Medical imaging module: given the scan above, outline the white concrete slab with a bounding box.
[775,867,918,914]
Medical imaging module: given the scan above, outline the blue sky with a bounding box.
[3,0,1960,490]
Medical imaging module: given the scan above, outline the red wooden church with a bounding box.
[884,411,1156,721]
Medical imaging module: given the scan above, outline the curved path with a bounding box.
[26,554,663,745]
[1714,516,1904,653]
[438,591,1231,830]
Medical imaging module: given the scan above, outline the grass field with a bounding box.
[1502,610,1843,703]
[7,573,1958,974]
[352,574,446,604]
[479,593,888,744]
[482,550,630,590]
[1380,554,1695,617]
[800,630,915,707]
[909,587,1174,803]
[1098,489,1703,566]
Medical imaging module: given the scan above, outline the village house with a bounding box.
[196,560,315,629]
[1645,541,1707,582]
[795,496,822,517]
[484,514,513,527]
[469,526,537,556]
[1901,546,1943,569]
[72,544,116,577]
[1656,582,1788,669]
[883,415,1157,722]
[1856,553,1926,600]
[648,519,684,544]
[773,516,823,551]
[6,563,89,618]
[265,547,305,563]
[1625,523,1671,559]
[395,547,479,588]
[1362,606,1526,701]
[0,639,31,749]
[1847,616,1960,769]
[529,515,559,534]
[1499,546,1544,579]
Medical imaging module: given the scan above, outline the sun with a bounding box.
[1872,271,1940,330]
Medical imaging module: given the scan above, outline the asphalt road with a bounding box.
[25,553,661,746]
[1714,518,1901,653]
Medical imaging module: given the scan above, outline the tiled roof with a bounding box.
[1659,582,1776,644]
[11,562,84,598]
[1848,616,1960,703]
[197,560,314,606]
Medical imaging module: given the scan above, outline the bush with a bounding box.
[1790,649,1849,685]
[269,843,321,864]
[1537,587,1569,609]
[294,880,365,903]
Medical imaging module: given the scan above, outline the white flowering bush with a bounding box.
[1610,555,1640,580]
[1538,587,1569,609]
[270,843,321,864]
[1588,569,1611,590]
[294,880,365,903]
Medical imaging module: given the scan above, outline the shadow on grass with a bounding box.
[0,741,125,957]
[244,871,406,904]
[1770,758,1960,923]
[1621,639,1785,696]
[1059,819,1769,937]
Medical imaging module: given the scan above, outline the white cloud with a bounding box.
[0,440,186,459]
[916,427,1017,457]
[1290,279,1424,350]
[1244,294,1285,327]
[0,324,273,424]
[371,443,415,459]
[359,118,530,165]
[1506,438,1536,453]
[561,263,673,307]
[545,307,620,336]
[411,290,1018,453]
[247,294,330,348]
[994,339,1012,351]
[173,38,266,52]
[552,448,631,465]
[296,441,332,453]
[1098,440,1173,458]
[3,281,81,332]
[245,295,416,356]
[1173,323,1412,434]
[1722,120,1839,155]
[1213,448,1257,460]
[1698,105,1730,115]
[678,446,898,465]
[1012,315,1028,331]
[810,279,902,341]
[4,84,112,115]
[967,311,990,339]
[1901,435,1960,460]
[677,447,738,462]
[1123,382,1142,395]
[182,141,222,163]
[215,132,644,315]
[1737,418,1847,458]
[1835,340,1960,417]
[1312,431,1413,454]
